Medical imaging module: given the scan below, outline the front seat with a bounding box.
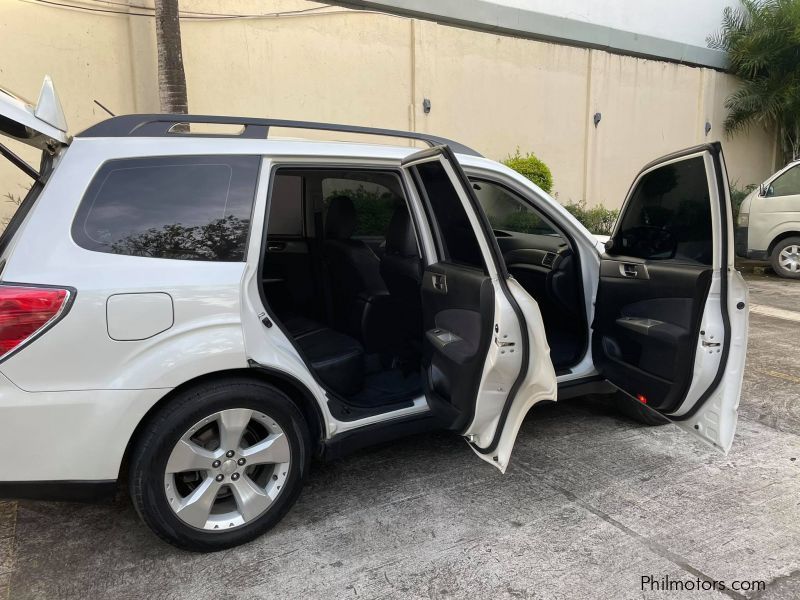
[323,195,387,335]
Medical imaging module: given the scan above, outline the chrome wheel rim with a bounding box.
[163,408,291,531]
[779,244,800,273]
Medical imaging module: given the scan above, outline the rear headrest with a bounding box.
[385,207,418,257]
[325,195,357,240]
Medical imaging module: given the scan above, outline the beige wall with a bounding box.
[0,0,777,222]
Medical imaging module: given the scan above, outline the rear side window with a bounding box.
[267,174,303,237]
[413,160,485,270]
[615,157,712,265]
[72,155,260,261]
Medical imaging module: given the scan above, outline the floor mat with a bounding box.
[348,368,422,408]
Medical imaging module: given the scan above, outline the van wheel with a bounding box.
[771,237,800,279]
[129,378,310,552]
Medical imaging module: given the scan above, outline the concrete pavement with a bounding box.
[1,272,798,600]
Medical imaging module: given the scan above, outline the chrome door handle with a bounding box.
[494,337,515,347]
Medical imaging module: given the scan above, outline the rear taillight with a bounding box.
[0,285,71,359]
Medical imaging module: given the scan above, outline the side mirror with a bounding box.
[758,183,766,197]
[604,238,616,254]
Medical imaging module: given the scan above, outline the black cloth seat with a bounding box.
[323,195,387,335]
[380,207,422,299]
[284,316,365,396]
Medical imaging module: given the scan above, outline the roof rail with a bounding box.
[76,114,483,157]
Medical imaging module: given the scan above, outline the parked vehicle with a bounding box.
[0,78,749,551]
[736,160,800,278]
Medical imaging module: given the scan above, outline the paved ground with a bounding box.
[1,272,798,600]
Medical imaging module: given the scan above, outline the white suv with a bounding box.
[0,79,748,551]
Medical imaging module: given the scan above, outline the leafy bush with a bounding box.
[563,201,619,236]
[488,210,552,235]
[502,149,553,194]
[325,186,396,236]
[730,181,757,222]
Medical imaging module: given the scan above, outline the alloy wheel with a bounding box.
[163,408,291,531]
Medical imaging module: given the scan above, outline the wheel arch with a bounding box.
[768,230,800,255]
[118,367,327,482]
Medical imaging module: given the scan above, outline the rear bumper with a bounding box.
[0,373,167,485]
[734,227,769,260]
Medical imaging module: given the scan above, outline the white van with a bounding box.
[736,160,800,278]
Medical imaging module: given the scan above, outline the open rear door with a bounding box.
[402,146,556,472]
[594,143,748,452]
[1,76,68,151]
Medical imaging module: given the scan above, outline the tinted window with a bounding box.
[414,160,485,270]
[321,177,399,237]
[471,178,560,237]
[769,165,800,197]
[615,157,712,264]
[73,155,259,261]
[268,174,303,236]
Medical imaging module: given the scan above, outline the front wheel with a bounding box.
[129,378,310,552]
[770,237,800,279]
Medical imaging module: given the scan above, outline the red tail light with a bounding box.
[0,285,71,358]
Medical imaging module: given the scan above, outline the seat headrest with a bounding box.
[385,207,418,257]
[325,195,357,240]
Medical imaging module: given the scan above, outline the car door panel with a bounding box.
[594,261,711,411]
[594,142,747,452]
[421,263,495,427]
[402,146,556,471]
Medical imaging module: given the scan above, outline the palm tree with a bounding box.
[154,0,188,114]
[708,0,800,164]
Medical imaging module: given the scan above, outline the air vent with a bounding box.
[542,252,557,268]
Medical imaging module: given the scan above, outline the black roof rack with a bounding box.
[76,114,483,157]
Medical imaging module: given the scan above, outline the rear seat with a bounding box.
[283,316,365,396]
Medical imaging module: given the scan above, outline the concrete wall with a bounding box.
[0,0,777,222]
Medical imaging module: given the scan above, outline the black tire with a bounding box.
[129,377,310,552]
[612,391,671,426]
[770,236,800,279]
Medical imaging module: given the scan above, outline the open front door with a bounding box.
[594,143,748,452]
[402,146,556,472]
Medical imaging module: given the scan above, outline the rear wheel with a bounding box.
[129,378,310,552]
[770,237,800,279]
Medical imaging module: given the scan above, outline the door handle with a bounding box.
[431,273,447,293]
[267,241,286,252]
[620,263,639,278]
[494,337,515,348]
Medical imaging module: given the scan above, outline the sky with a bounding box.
[485,0,740,48]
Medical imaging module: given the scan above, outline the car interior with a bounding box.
[470,179,587,373]
[261,169,425,419]
[260,166,591,419]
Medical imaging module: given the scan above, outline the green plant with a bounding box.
[502,149,554,193]
[708,0,800,163]
[325,187,396,236]
[563,201,620,235]
[730,181,758,221]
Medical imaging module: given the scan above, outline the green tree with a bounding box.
[708,0,800,163]
[502,149,554,193]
